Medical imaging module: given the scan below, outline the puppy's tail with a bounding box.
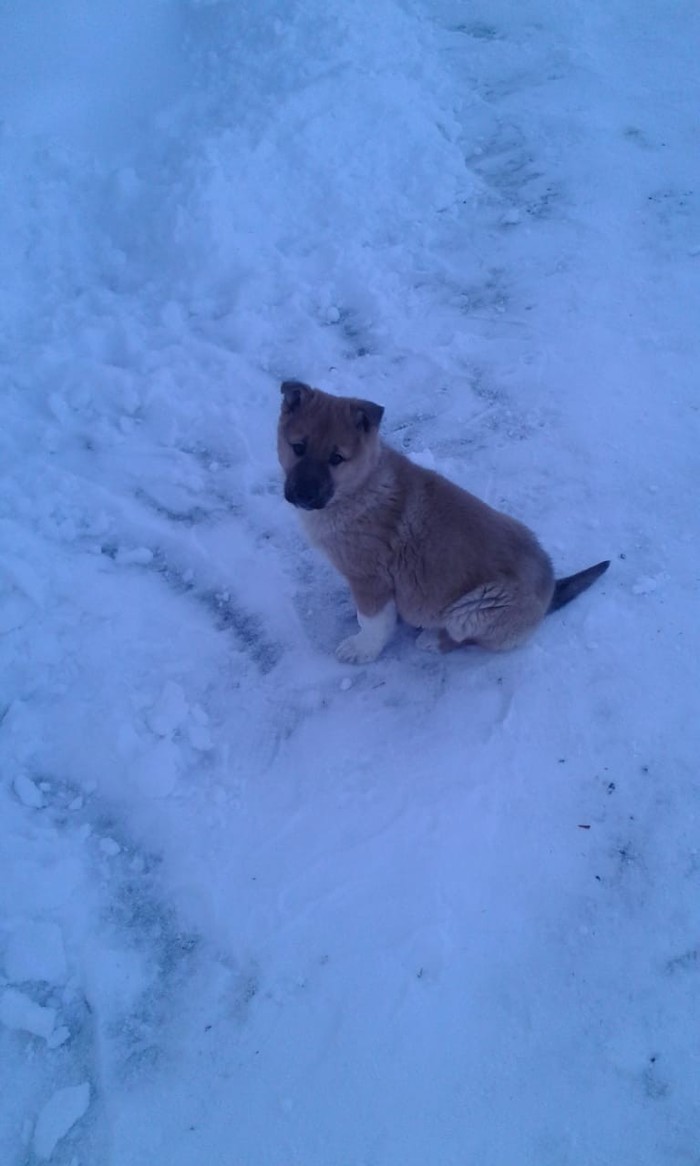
[547,560,610,614]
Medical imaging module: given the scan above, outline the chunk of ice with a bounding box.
[33,1083,91,1160]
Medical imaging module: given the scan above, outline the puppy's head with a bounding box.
[277,380,384,511]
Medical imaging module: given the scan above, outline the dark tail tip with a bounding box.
[547,560,610,615]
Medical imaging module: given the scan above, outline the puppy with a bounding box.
[278,380,609,664]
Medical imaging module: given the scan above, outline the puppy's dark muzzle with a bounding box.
[284,461,334,511]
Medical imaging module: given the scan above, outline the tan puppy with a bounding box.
[278,380,609,664]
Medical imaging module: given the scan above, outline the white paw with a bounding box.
[415,628,442,653]
[335,634,381,665]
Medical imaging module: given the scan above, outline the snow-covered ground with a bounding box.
[1,0,699,1161]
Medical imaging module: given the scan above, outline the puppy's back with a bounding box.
[386,447,554,603]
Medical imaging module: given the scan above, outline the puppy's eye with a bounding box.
[328,452,345,467]
[291,442,306,457]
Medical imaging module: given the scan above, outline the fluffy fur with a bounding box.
[278,381,609,663]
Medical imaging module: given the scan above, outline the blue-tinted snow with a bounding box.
[1,1,699,1162]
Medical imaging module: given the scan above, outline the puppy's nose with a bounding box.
[284,482,327,510]
[284,463,333,510]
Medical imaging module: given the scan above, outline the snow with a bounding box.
[32,1083,91,1161]
[13,774,46,809]
[0,989,57,1041]
[1,0,699,1163]
[4,923,68,984]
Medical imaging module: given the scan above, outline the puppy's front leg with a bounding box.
[336,583,397,664]
[336,601,397,664]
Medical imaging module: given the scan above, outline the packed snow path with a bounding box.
[1,1,699,1162]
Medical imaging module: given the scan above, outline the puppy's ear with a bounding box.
[353,399,384,433]
[280,380,312,413]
